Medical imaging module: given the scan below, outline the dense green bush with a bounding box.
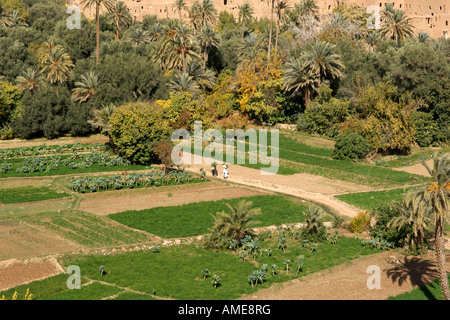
[109,102,170,165]
[411,111,437,147]
[369,203,409,249]
[332,131,370,160]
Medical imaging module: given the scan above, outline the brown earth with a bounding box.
[79,180,270,215]
[0,135,109,150]
[393,159,433,177]
[0,259,62,292]
[239,251,449,300]
[0,221,77,261]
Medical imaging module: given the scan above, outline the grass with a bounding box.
[388,274,450,300]
[49,236,380,300]
[108,195,325,238]
[42,282,123,300]
[0,186,70,204]
[335,187,414,211]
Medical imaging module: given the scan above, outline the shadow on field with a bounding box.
[385,257,439,300]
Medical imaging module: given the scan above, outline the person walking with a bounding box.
[222,163,229,179]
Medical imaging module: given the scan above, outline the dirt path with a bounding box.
[239,251,448,300]
[182,153,364,218]
[0,135,109,150]
[79,180,270,215]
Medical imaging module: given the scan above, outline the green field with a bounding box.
[109,195,326,238]
[335,187,414,211]
[1,236,379,300]
[0,186,70,204]
[388,274,450,300]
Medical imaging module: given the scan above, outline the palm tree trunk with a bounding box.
[242,20,245,39]
[275,13,279,52]
[116,19,120,40]
[96,4,100,63]
[267,0,274,60]
[303,86,310,109]
[203,48,208,68]
[435,219,450,300]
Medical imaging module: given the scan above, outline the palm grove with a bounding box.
[0,0,448,299]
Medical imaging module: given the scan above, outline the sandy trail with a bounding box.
[182,153,364,218]
[239,251,448,300]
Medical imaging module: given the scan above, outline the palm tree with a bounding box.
[80,0,113,63]
[173,0,188,21]
[169,72,200,94]
[238,2,254,39]
[107,0,132,40]
[413,152,450,300]
[301,41,345,84]
[189,0,217,31]
[196,24,220,67]
[417,31,431,43]
[303,205,325,235]
[88,103,117,140]
[128,28,150,46]
[186,60,216,89]
[275,0,290,51]
[15,68,44,96]
[294,0,319,20]
[0,11,13,27]
[38,45,74,94]
[237,32,264,62]
[206,200,261,249]
[265,0,276,60]
[380,9,415,46]
[282,57,319,108]
[388,191,433,251]
[8,10,28,27]
[71,71,100,103]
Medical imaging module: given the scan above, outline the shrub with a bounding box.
[110,102,170,165]
[0,125,14,140]
[332,131,370,161]
[348,211,372,233]
[411,111,437,147]
[215,113,249,130]
[295,113,308,132]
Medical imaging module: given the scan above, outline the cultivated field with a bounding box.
[0,132,448,300]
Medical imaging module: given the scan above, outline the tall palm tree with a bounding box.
[417,31,431,43]
[238,2,254,39]
[107,0,132,40]
[265,0,276,60]
[301,41,345,84]
[8,10,28,27]
[189,0,217,31]
[283,57,319,108]
[71,71,100,103]
[413,152,450,300]
[80,0,113,63]
[15,68,44,96]
[38,45,74,94]
[173,0,188,21]
[275,0,290,51]
[186,60,216,89]
[380,9,415,46]
[196,24,220,67]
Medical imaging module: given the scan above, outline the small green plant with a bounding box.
[284,259,291,274]
[211,275,221,288]
[99,265,106,275]
[295,255,305,275]
[201,268,210,280]
[349,211,372,233]
[271,264,278,275]
[152,246,160,253]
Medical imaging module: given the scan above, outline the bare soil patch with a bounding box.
[240,251,448,300]
[0,259,61,292]
[393,159,433,177]
[79,180,269,216]
[0,221,77,261]
[0,177,54,190]
[0,135,109,150]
